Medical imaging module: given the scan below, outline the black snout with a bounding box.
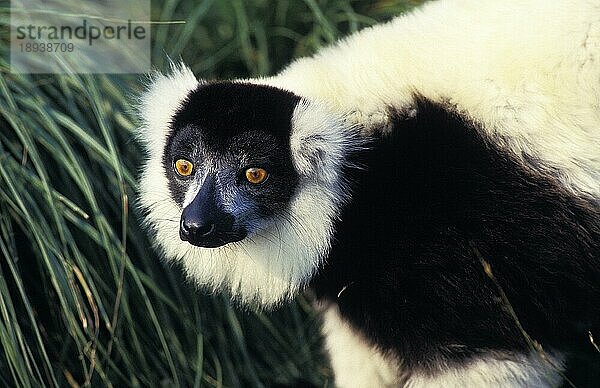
[179,176,246,248]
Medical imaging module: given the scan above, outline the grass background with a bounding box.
[0,1,424,386]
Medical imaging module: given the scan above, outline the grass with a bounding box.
[0,1,424,386]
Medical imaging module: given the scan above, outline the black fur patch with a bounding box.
[163,82,301,208]
[312,99,600,375]
[171,81,301,143]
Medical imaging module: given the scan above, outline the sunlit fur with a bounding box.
[259,0,600,199]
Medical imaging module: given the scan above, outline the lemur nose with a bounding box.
[179,175,245,248]
[180,217,216,239]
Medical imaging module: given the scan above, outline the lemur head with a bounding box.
[137,64,362,306]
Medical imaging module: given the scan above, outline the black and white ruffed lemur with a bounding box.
[137,1,600,386]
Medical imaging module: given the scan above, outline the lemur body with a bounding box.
[138,1,600,386]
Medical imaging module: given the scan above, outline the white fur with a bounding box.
[257,0,600,198]
[135,62,199,154]
[321,304,403,387]
[405,353,565,388]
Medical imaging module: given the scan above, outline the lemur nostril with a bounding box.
[195,223,215,237]
[180,218,189,236]
[179,217,192,242]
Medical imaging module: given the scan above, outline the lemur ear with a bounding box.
[290,100,363,183]
[136,62,199,153]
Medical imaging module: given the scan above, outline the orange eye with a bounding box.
[245,167,268,184]
[174,159,194,177]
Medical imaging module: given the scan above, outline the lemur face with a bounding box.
[137,65,362,306]
[163,82,301,248]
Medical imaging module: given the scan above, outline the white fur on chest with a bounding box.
[321,305,565,388]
